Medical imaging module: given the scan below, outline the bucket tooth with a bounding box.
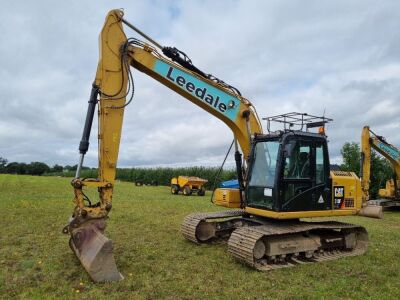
[69,219,123,282]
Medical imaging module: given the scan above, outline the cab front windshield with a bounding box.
[247,141,279,209]
[249,141,280,188]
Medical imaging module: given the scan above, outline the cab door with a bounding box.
[280,138,331,211]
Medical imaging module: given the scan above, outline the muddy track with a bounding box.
[228,221,368,270]
[182,210,368,271]
[181,210,245,243]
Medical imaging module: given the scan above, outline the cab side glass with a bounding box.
[284,142,311,179]
[316,144,326,184]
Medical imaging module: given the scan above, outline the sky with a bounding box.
[0,0,399,168]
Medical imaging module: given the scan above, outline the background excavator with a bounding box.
[361,126,400,208]
[63,9,382,282]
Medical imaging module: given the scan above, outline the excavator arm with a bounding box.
[361,126,400,202]
[63,9,262,282]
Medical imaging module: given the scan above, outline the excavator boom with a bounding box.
[361,126,400,205]
[64,9,261,282]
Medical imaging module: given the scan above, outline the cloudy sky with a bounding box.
[1,0,399,168]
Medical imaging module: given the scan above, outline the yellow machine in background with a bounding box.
[361,126,400,208]
[170,176,207,196]
[63,10,382,282]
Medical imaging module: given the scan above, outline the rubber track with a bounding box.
[181,210,245,243]
[228,221,368,271]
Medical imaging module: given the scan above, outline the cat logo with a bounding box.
[334,187,344,197]
[333,186,345,209]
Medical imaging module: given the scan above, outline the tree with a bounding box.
[27,162,50,176]
[51,164,63,172]
[340,142,393,198]
[0,157,7,173]
[369,154,393,198]
[6,162,28,174]
[340,142,361,174]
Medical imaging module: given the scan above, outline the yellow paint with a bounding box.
[331,170,362,209]
[81,181,109,188]
[170,176,207,190]
[361,126,400,202]
[245,207,359,219]
[214,188,241,208]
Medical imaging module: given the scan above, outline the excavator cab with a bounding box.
[246,130,331,212]
[213,113,334,212]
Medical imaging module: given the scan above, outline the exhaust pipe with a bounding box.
[358,205,383,219]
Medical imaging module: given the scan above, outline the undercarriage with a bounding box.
[181,210,368,270]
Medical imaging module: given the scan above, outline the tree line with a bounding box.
[0,158,94,176]
[0,157,235,189]
[0,158,53,176]
[50,166,237,190]
[0,141,394,196]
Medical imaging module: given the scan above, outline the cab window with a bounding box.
[316,144,325,184]
[284,142,311,179]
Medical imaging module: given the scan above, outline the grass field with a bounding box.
[1,174,400,299]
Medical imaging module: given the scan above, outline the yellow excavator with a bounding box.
[63,9,382,282]
[361,126,400,208]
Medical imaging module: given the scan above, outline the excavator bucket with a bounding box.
[69,219,123,282]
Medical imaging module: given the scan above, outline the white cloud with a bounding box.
[0,0,399,168]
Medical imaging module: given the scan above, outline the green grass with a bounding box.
[1,174,400,299]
